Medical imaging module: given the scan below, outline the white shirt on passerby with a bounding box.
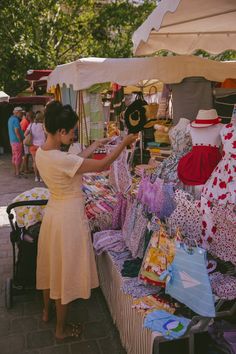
[26,122,46,147]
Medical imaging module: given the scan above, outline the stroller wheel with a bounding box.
[5,278,13,309]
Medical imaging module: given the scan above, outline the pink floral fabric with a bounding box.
[202,204,236,264]
[210,272,236,300]
[109,149,132,193]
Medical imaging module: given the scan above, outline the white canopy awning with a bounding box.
[132,0,236,56]
[0,91,10,103]
[47,56,236,91]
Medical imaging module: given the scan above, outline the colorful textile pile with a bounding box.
[82,173,117,231]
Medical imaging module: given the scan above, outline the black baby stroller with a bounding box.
[5,199,48,309]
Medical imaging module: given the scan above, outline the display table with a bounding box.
[96,252,214,354]
[97,252,158,354]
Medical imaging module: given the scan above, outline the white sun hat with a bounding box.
[13,106,23,112]
[191,109,221,128]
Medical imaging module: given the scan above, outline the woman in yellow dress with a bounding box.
[36,101,137,340]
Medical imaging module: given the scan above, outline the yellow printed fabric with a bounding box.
[12,188,50,228]
[139,225,175,287]
[132,294,176,315]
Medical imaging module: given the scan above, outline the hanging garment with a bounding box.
[163,241,216,317]
[60,84,77,110]
[152,118,192,183]
[122,197,138,243]
[167,189,202,244]
[137,176,175,218]
[201,203,236,264]
[178,124,222,185]
[111,193,127,230]
[126,203,149,259]
[170,77,213,124]
[82,91,104,141]
[200,123,236,257]
[109,148,132,193]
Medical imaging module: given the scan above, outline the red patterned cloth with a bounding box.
[178,146,221,185]
[200,123,236,261]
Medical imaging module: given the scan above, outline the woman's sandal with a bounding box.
[55,323,82,342]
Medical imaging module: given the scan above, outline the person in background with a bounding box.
[25,111,46,182]
[35,101,137,340]
[20,110,35,173]
[8,106,24,177]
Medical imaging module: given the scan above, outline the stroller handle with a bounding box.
[6,200,48,216]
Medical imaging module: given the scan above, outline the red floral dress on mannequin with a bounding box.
[200,123,236,264]
[178,124,222,186]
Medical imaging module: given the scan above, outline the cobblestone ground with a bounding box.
[0,154,126,354]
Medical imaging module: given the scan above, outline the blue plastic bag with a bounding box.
[163,241,216,317]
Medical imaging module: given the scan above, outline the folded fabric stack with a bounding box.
[82,173,117,231]
[147,142,172,162]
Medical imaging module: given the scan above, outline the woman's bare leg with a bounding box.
[55,299,68,339]
[42,289,50,322]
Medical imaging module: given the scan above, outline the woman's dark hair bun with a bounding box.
[45,101,63,116]
[44,100,78,134]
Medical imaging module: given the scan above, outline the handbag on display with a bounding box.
[23,124,33,146]
[139,224,176,287]
[154,119,172,145]
[124,92,158,133]
[145,86,159,121]
[162,241,216,317]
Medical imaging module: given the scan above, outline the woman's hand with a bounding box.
[122,134,138,147]
[95,138,111,147]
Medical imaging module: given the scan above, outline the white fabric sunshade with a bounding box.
[47,56,236,91]
[132,0,236,56]
[0,91,9,103]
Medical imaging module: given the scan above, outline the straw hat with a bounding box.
[191,109,221,128]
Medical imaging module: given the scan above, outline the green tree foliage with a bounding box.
[0,0,156,95]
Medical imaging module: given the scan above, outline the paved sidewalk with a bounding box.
[0,154,126,354]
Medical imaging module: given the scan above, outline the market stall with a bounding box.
[47,56,236,145]
[46,53,236,353]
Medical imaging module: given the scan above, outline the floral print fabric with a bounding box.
[201,204,236,264]
[167,189,201,243]
[12,188,50,228]
[137,176,175,218]
[210,272,236,300]
[111,193,127,230]
[201,123,236,261]
[109,149,132,193]
[139,226,175,287]
[126,203,149,259]
[152,120,192,183]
